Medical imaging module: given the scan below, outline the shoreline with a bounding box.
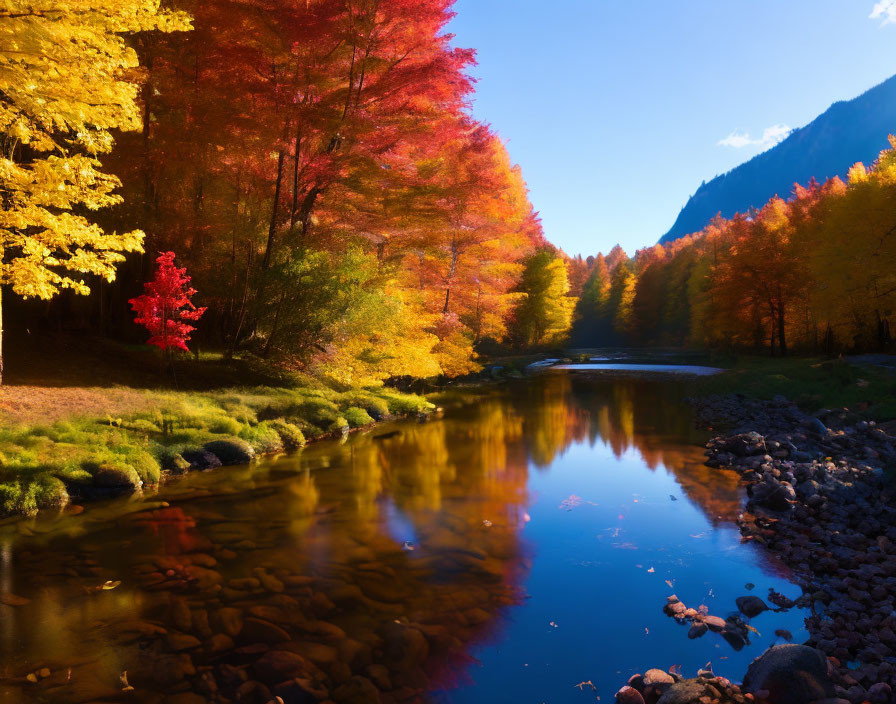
[614,394,896,704]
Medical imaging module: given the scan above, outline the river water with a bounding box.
[0,373,808,703]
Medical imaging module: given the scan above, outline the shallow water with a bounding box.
[0,374,807,703]
[549,363,724,375]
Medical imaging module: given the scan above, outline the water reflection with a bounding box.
[0,374,801,703]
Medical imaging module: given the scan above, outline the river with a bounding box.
[0,372,808,703]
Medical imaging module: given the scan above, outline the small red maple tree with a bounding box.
[130,252,206,352]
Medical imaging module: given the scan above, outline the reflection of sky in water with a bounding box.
[0,375,808,704]
[439,383,807,703]
[383,497,419,548]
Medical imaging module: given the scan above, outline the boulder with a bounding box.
[180,449,222,471]
[615,686,646,704]
[657,682,712,703]
[203,439,255,466]
[742,645,836,704]
[736,595,769,618]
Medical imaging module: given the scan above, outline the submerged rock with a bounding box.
[742,645,835,704]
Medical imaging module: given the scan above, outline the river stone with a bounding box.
[253,650,309,683]
[213,607,243,637]
[203,439,255,466]
[657,681,711,703]
[687,622,708,639]
[615,685,646,704]
[736,595,769,617]
[333,675,381,704]
[703,615,727,632]
[180,449,222,471]
[240,617,290,644]
[643,669,675,688]
[742,645,835,704]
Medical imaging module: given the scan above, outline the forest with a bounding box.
[571,144,896,355]
[0,0,577,387]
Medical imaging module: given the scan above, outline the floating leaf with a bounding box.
[102,580,121,591]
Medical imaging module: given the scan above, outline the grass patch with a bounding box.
[689,355,896,420]
[0,378,433,517]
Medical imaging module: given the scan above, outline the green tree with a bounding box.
[514,250,575,347]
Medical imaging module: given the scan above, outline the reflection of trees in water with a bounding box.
[0,374,749,703]
[516,374,745,524]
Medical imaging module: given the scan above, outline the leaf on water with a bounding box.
[481,519,493,527]
[644,627,649,635]
[745,623,761,637]
[402,541,415,551]
[102,580,121,591]
[745,582,755,590]
[647,567,655,573]
[669,664,682,676]
[559,495,583,511]
[0,593,30,606]
[665,580,674,589]
[549,621,558,629]
[574,680,596,692]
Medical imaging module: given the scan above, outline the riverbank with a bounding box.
[0,339,433,518]
[615,393,896,704]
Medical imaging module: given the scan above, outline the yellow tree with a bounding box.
[0,1,190,382]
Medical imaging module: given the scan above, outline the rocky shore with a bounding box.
[617,394,896,704]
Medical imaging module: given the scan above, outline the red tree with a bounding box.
[130,252,207,352]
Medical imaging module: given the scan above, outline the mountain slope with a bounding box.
[660,74,896,244]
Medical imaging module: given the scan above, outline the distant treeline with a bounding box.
[569,139,896,354]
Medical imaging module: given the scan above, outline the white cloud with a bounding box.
[871,0,896,25]
[717,124,792,150]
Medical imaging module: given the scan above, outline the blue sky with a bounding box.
[447,1,896,256]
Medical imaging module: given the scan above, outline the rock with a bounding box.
[253,650,309,683]
[643,669,675,689]
[687,622,708,639]
[333,675,381,704]
[808,418,829,436]
[657,682,711,703]
[743,645,836,704]
[867,682,892,704]
[615,685,646,704]
[180,449,223,471]
[203,439,255,466]
[165,632,201,651]
[213,607,243,637]
[736,595,770,617]
[703,615,727,632]
[775,629,793,641]
[239,617,290,644]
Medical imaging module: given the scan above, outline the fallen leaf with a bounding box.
[102,580,121,591]
[647,567,655,573]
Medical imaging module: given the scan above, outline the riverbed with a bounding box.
[0,373,808,703]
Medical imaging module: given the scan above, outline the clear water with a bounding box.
[0,374,807,703]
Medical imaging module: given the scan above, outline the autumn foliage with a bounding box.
[572,139,896,354]
[130,252,206,352]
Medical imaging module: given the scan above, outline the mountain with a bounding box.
[660,74,896,244]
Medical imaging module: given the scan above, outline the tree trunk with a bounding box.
[0,284,4,386]
[261,149,286,271]
[778,309,788,356]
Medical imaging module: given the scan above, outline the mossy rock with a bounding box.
[239,423,284,455]
[203,439,255,466]
[180,449,223,471]
[267,419,306,451]
[343,407,374,428]
[92,462,142,488]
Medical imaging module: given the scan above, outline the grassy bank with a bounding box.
[0,337,432,517]
[690,355,896,421]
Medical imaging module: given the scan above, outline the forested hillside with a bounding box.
[661,74,896,244]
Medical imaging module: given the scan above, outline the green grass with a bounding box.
[0,381,433,518]
[689,355,896,420]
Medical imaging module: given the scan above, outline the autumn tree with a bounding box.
[0,0,190,382]
[513,249,575,347]
[130,251,206,352]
